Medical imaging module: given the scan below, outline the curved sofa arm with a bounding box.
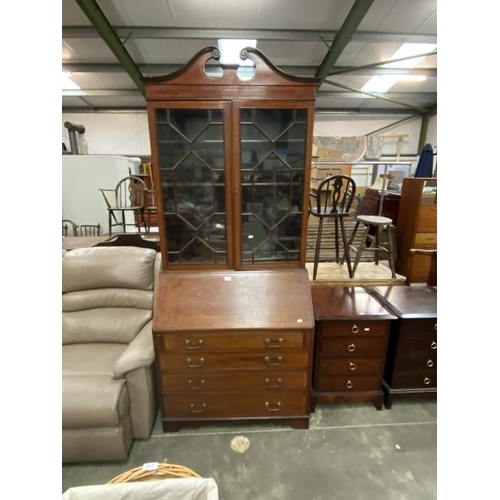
[113,320,155,379]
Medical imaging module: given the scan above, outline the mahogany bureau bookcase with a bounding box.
[142,46,320,431]
[310,286,397,410]
[367,285,437,408]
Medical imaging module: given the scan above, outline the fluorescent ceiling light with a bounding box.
[361,43,436,93]
[62,72,80,90]
[217,39,257,66]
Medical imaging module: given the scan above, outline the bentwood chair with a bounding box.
[99,176,148,235]
[309,175,356,280]
[62,219,77,236]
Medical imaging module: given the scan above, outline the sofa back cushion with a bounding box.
[62,247,157,345]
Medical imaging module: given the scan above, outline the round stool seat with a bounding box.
[356,215,393,225]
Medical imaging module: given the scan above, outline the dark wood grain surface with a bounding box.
[367,286,437,318]
[154,269,314,331]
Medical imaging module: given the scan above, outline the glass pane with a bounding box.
[156,108,227,265]
[240,108,307,264]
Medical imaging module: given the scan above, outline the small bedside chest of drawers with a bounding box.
[310,286,397,410]
[367,285,437,408]
[153,269,315,432]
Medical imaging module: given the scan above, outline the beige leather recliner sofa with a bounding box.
[62,246,160,463]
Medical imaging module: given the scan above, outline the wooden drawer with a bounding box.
[162,391,308,418]
[320,320,389,338]
[158,330,308,351]
[318,357,383,376]
[320,338,387,357]
[316,375,381,392]
[414,232,437,247]
[390,372,437,389]
[397,337,437,356]
[159,350,309,371]
[416,205,437,232]
[161,370,308,393]
[399,319,437,338]
[393,356,436,372]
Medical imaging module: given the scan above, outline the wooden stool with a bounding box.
[345,215,397,278]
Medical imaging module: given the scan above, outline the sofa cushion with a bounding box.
[62,375,129,429]
[62,247,156,293]
[63,344,126,376]
[63,288,153,312]
[62,308,153,345]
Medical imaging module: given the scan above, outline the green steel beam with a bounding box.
[315,0,375,82]
[328,50,437,76]
[418,113,430,152]
[322,79,429,113]
[367,115,419,136]
[74,0,145,95]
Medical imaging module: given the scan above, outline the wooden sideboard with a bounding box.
[367,285,437,408]
[310,286,397,410]
[153,269,315,431]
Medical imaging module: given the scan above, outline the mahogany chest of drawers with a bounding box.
[310,286,397,410]
[367,285,437,408]
[153,269,315,431]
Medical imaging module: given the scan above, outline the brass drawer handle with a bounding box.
[351,324,359,334]
[430,341,437,350]
[423,377,431,385]
[265,401,282,412]
[189,402,207,413]
[187,357,205,368]
[188,379,205,390]
[264,356,283,366]
[265,338,284,348]
[426,359,434,368]
[265,377,283,388]
[185,339,204,350]
[346,380,353,389]
[349,362,356,371]
[347,344,355,352]
[434,324,437,331]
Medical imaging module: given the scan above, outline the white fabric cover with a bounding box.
[62,478,219,500]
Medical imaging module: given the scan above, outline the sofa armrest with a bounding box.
[113,320,155,379]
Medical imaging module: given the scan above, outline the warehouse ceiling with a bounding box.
[62,0,437,116]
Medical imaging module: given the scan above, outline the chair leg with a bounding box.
[334,218,340,263]
[374,225,381,265]
[313,218,324,280]
[339,219,353,278]
[108,211,113,235]
[352,223,369,276]
[341,220,359,265]
[386,225,397,278]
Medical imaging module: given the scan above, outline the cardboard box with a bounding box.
[311,164,352,180]
[312,145,344,160]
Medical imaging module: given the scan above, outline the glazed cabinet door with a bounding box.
[234,102,314,268]
[149,101,234,269]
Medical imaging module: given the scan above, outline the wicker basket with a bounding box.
[108,463,201,484]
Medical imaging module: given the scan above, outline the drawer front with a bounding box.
[161,370,308,393]
[399,319,437,339]
[394,356,437,372]
[159,350,309,371]
[318,357,383,376]
[316,375,381,392]
[390,372,437,389]
[162,391,308,418]
[416,205,437,232]
[320,320,389,338]
[414,232,437,247]
[397,337,437,356]
[320,338,387,357]
[159,331,308,351]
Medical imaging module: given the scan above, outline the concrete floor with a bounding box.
[62,399,437,499]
